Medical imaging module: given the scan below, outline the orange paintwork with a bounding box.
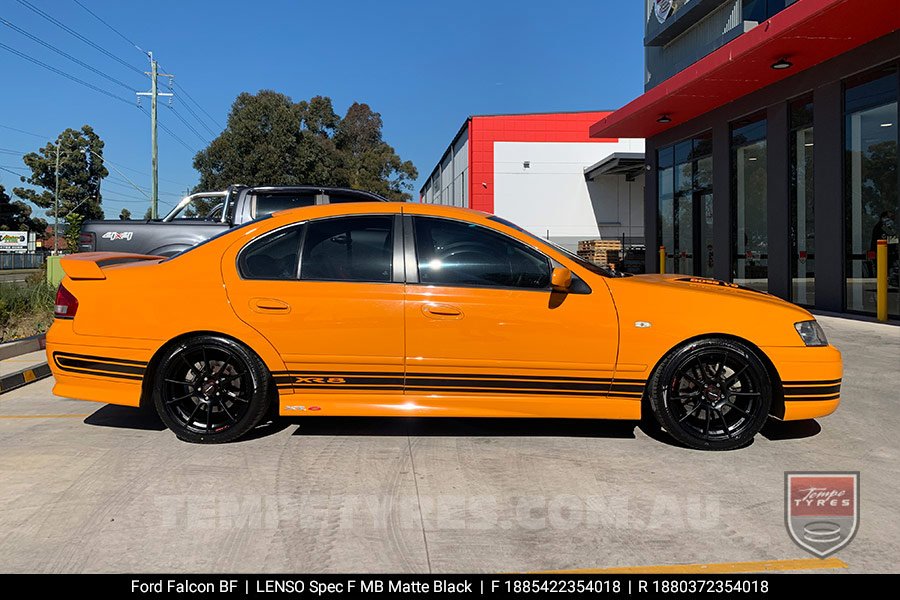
[46,202,841,422]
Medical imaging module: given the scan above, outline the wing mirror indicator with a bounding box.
[551,267,572,292]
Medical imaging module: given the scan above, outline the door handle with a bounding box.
[422,303,463,319]
[250,298,291,313]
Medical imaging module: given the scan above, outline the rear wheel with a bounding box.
[153,335,271,443]
[649,338,771,450]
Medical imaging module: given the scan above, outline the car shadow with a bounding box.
[288,416,638,439]
[760,418,822,441]
[83,404,167,431]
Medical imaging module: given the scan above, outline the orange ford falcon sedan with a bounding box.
[47,202,841,450]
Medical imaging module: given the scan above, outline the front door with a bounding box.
[402,216,620,417]
[223,214,405,412]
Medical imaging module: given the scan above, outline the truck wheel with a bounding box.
[152,335,271,443]
[648,338,771,450]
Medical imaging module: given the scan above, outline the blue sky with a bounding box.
[0,0,644,219]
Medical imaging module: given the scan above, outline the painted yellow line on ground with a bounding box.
[535,557,848,574]
[0,414,91,419]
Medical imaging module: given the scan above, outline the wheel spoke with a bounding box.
[704,407,711,437]
[165,378,193,386]
[205,401,213,430]
[682,371,703,387]
[678,403,703,423]
[218,399,237,423]
[724,364,749,386]
[167,391,196,404]
[183,402,201,425]
[224,389,249,403]
[715,408,733,439]
[722,400,751,415]
[671,391,702,400]
[714,354,726,379]
[729,391,760,397]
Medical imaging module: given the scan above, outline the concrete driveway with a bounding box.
[0,316,897,573]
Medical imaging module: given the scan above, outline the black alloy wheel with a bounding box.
[649,338,771,450]
[153,335,271,443]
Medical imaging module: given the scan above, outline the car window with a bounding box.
[413,217,550,289]
[238,224,303,280]
[300,216,393,283]
[255,193,317,217]
[326,193,382,203]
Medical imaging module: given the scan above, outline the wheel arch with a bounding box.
[642,332,785,418]
[139,330,280,408]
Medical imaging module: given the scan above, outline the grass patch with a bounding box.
[0,271,55,342]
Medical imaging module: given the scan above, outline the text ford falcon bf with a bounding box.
[47,202,842,450]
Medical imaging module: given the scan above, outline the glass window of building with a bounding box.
[731,114,768,292]
[657,132,713,276]
[844,66,899,317]
[790,96,815,306]
[742,0,789,23]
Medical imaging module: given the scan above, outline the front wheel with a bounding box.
[152,335,271,443]
[648,338,771,450]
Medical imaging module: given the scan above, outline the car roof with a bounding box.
[239,186,391,202]
[269,201,489,222]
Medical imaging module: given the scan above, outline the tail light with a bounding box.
[54,284,78,319]
[78,232,95,252]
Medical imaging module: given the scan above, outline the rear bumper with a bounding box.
[46,322,152,408]
[763,344,843,421]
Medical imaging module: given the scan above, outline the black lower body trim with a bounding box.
[52,351,147,381]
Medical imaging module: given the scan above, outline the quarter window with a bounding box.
[413,217,550,289]
[238,225,303,280]
[300,216,394,282]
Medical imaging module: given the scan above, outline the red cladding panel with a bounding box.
[590,0,900,139]
[468,112,616,213]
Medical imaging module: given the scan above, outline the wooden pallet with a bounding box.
[577,239,622,267]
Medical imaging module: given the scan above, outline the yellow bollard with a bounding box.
[659,246,666,275]
[877,239,887,322]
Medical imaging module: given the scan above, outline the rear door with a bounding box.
[223,212,406,408]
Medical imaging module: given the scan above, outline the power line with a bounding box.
[0,165,25,179]
[0,41,135,106]
[167,105,210,144]
[0,123,47,138]
[174,94,218,137]
[157,60,223,133]
[71,0,146,56]
[0,16,137,92]
[14,0,146,77]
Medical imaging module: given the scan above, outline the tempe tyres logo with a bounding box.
[785,472,859,557]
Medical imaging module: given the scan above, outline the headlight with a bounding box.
[794,320,828,346]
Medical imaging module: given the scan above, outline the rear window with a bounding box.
[255,193,317,217]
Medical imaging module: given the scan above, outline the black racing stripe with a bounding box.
[405,372,615,384]
[403,377,610,392]
[784,393,841,402]
[608,383,646,392]
[55,355,146,376]
[272,370,402,378]
[52,364,143,381]
[784,384,841,396]
[286,384,404,391]
[404,386,607,397]
[53,351,147,367]
[783,378,842,386]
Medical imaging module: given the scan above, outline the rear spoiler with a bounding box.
[60,252,164,280]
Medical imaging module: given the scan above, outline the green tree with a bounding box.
[334,103,417,201]
[119,208,132,220]
[64,212,84,253]
[0,184,46,232]
[14,126,108,245]
[193,91,417,200]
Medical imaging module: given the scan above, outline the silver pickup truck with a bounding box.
[79,185,390,256]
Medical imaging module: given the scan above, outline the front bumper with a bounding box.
[763,344,843,421]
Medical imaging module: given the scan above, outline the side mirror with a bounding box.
[551,267,572,292]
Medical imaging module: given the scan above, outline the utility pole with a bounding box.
[136,52,173,219]
[54,143,60,254]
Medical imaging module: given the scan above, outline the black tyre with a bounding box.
[648,338,771,450]
[152,335,271,443]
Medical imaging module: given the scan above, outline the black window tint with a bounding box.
[300,216,393,282]
[255,193,316,217]
[238,225,303,280]
[414,217,550,289]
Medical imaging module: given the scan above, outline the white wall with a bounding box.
[493,139,645,249]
